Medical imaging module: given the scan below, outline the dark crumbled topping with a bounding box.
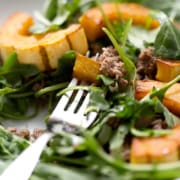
[7,127,45,141]
[150,119,168,130]
[137,47,157,80]
[98,46,128,87]
[31,128,45,140]
[7,127,30,140]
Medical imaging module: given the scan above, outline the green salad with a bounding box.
[0,0,180,179]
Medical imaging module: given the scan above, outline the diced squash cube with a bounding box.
[73,53,100,83]
[130,137,179,164]
[135,80,180,116]
[156,58,180,82]
[79,3,159,41]
[130,138,148,164]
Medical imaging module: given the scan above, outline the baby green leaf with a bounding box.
[51,50,76,82]
[43,0,58,21]
[154,12,180,59]
[0,52,39,86]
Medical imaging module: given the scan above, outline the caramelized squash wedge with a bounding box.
[167,124,180,145]
[0,12,88,71]
[79,2,159,41]
[156,58,180,82]
[131,124,180,164]
[73,53,100,83]
[130,137,179,164]
[135,80,180,116]
[38,29,70,70]
[65,24,88,56]
[0,13,46,70]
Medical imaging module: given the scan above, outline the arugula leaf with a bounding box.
[128,26,159,49]
[140,75,180,128]
[31,0,96,34]
[29,23,59,34]
[31,163,103,180]
[0,53,42,119]
[35,82,68,97]
[131,126,171,138]
[0,52,39,86]
[43,0,58,21]
[153,12,180,59]
[0,96,38,120]
[157,100,180,128]
[148,75,180,100]
[0,126,29,160]
[87,86,110,112]
[97,75,115,86]
[51,50,76,82]
[110,125,128,158]
[0,87,18,96]
[0,51,75,120]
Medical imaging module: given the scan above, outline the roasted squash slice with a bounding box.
[135,80,180,116]
[65,24,88,56]
[130,137,179,164]
[0,13,46,70]
[39,30,71,69]
[79,3,159,41]
[167,124,180,145]
[131,124,180,164]
[156,58,180,82]
[0,12,88,71]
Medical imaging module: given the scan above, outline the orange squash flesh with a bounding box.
[0,12,88,71]
[79,3,159,41]
[73,53,100,83]
[131,124,180,164]
[135,80,180,116]
[130,137,179,164]
[156,59,180,82]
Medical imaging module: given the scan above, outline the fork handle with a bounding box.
[0,132,52,180]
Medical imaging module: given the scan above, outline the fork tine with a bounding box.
[50,78,78,118]
[68,89,84,113]
[87,112,98,122]
[50,77,97,128]
[79,112,97,128]
[78,93,90,114]
[0,77,97,180]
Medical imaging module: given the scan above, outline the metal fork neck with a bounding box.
[47,119,80,134]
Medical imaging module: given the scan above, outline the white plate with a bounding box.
[0,0,44,23]
[0,0,46,131]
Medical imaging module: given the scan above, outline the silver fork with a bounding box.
[0,77,97,180]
